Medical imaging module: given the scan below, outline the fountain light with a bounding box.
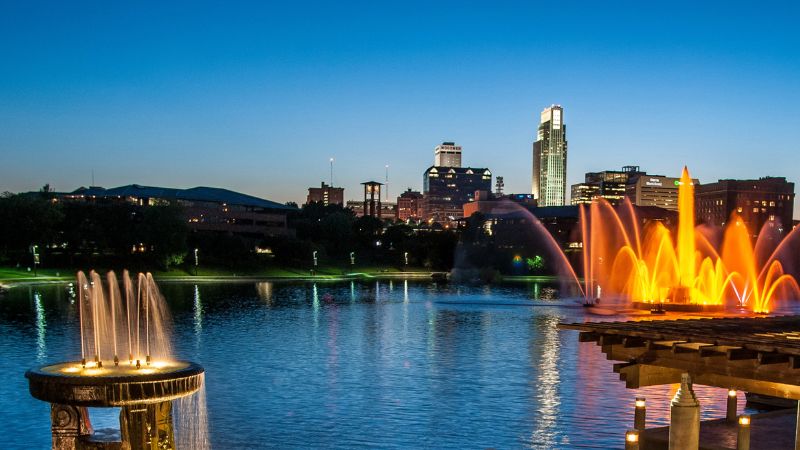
[578,166,800,312]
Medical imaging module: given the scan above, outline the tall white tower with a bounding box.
[532,105,568,206]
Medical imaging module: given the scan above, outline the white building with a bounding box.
[434,142,462,167]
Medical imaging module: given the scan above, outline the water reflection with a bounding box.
[530,315,562,447]
[312,283,319,330]
[193,285,203,348]
[33,289,46,361]
[256,282,273,305]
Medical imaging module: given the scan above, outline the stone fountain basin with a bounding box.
[25,360,204,407]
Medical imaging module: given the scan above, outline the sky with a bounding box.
[1,1,799,214]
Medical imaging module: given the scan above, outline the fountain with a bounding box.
[579,167,800,312]
[25,270,206,450]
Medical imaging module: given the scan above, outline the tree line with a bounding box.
[0,190,458,273]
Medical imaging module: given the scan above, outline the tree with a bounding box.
[140,203,188,269]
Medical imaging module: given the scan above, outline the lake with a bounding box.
[0,279,760,449]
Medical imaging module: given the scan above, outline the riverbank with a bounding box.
[0,266,445,288]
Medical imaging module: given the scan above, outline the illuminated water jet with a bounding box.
[581,167,800,313]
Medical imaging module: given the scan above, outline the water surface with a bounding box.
[0,280,765,448]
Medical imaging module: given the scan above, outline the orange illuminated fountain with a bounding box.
[581,167,800,313]
[25,270,207,450]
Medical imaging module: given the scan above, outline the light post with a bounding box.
[194,248,199,276]
[727,389,738,422]
[350,252,355,266]
[312,251,318,276]
[634,397,646,431]
[30,244,39,277]
[404,251,409,269]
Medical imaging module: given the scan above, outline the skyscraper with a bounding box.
[434,142,462,167]
[532,105,568,206]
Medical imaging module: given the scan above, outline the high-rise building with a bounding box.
[434,142,462,167]
[421,166,491,222]
[306,182,344,206]
[532,105,568,206]
[695,177,795,236]
[396,188,423,221]
[571,166,645,206]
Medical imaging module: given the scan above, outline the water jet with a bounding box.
[25,270,206,450]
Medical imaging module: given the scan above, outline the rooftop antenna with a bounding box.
[91,169,95,187]
[385,164,389,200]
[330,157,334,187]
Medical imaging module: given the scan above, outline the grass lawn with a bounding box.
[1,265,434,284]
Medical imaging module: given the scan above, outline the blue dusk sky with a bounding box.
[1,1,799,214]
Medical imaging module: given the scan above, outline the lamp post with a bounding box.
[194,248,199,276]
[350,252,355,266]
[30,244,39,277]
[404,251,409,268]
[312,251,318,276]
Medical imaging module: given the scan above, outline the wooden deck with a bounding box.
[559,315,800,398]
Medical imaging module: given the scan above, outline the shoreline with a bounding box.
[0,270,448,289]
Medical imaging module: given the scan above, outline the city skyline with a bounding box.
[1,2,799,215]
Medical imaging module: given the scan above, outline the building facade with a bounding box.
[66,184,294,237]
[695,177,795,236]
[571,166,645,206]
[463,191,537,218]
[306,182,344,206]
[626,173,698,211]
[421,166,491,222]
[434,142,462,167]
[396,188,423,221]
[532,105,568,206]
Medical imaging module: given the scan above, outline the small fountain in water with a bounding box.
[25,270,207,450]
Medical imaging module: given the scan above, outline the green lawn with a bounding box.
[1,265,433,284]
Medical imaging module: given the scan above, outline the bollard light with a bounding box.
[737,415,751,450]
[634,397,646,431]
[625,429,640,450]
[727,389,738,422]
[739,415,750,426]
